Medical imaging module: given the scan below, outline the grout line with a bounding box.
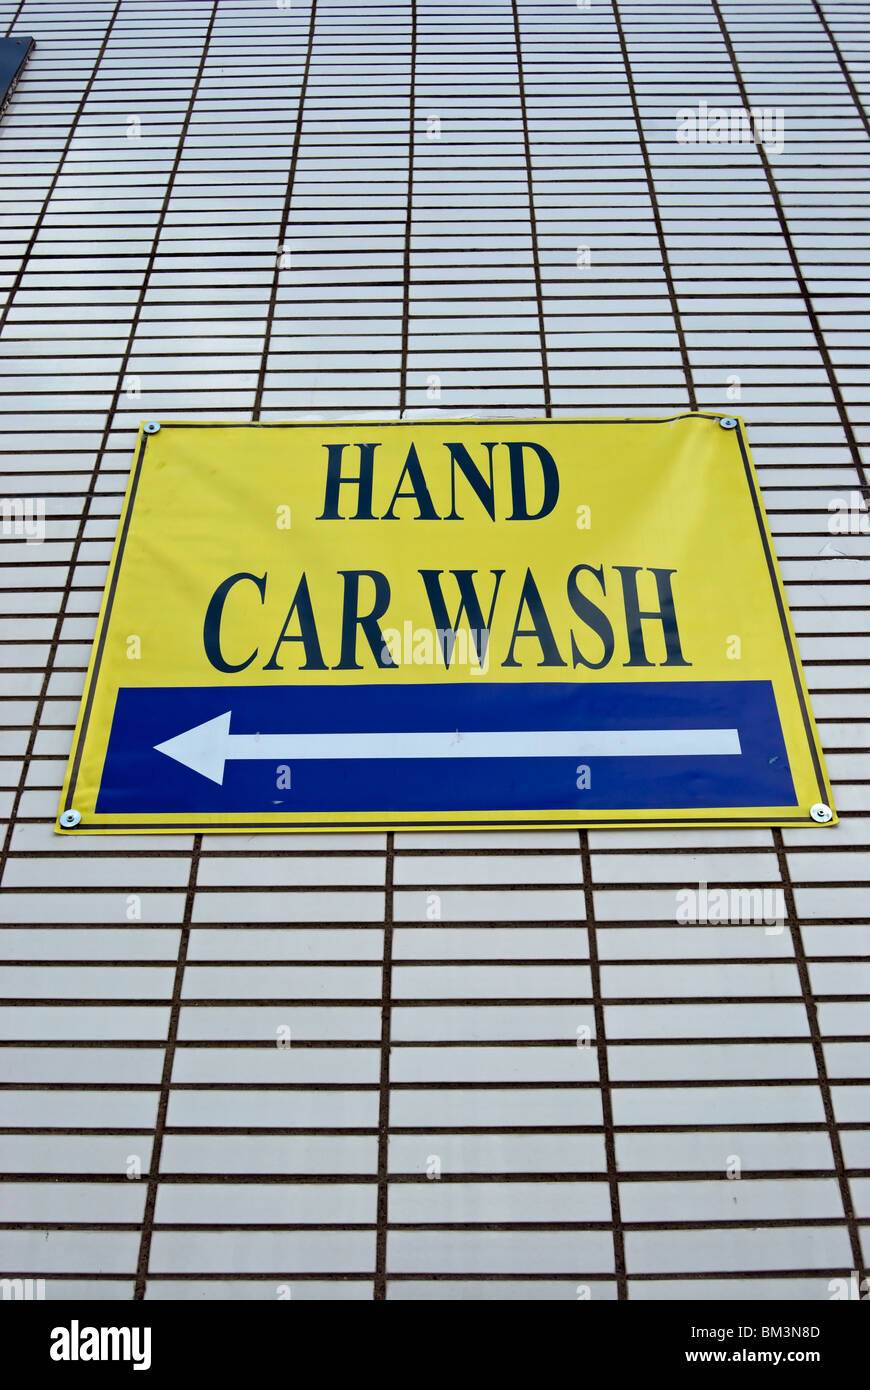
[251,0,319,421]
[398,0,416,416]
[772,826,867,1281]
[811,0,870,137]
[580,828,628,1299]
[511,0,551,414]
[373,831,395,1301]
[610,0,698,411]
[710,0,869,495]
[0,0,124,341]
[133,833,201,1301]
[3,0,26,39]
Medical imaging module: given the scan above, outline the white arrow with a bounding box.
[153,710,741,786]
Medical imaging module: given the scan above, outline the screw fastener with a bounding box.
[59,809,82,829]
[810,803,834,824]
[144,421,160,434]
[719,417,738,430]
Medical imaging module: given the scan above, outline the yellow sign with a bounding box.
[58,415,835,833]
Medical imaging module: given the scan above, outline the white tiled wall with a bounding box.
[0,0,867,1300]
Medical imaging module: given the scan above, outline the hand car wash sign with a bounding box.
[58,416,835,833]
